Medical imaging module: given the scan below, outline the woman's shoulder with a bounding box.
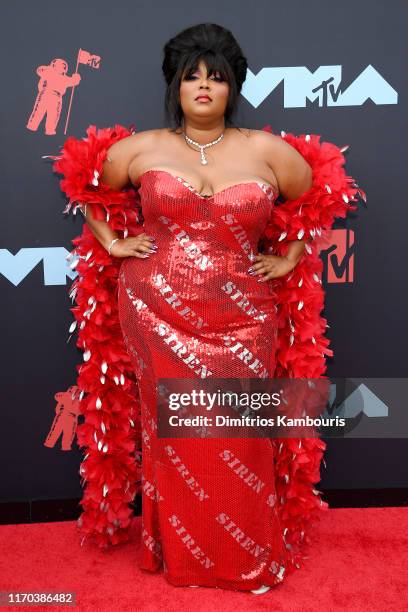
[106,127,161,158]
[246,128,304,159]
[244,128,312,198]
[117,127,162,145]
[100,128,160,189]
[245,127,282,145]
[232,127,285,154]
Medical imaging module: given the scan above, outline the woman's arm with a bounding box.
[275,137,313,268]
[267,135,313,201]
[81,133,155,258]
[265,133,313,266]
[81,135,137,252]
[81,203,120,254]
[250,132,313,279]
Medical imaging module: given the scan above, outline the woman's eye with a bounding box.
[210,71,224,81]
[184,73,224,82]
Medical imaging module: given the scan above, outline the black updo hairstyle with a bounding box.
[162,23,248,134]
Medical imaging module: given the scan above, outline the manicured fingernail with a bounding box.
[142,253,150,258]
[247,267,254,273]
[257,277,265,282]
[150,245,158,250]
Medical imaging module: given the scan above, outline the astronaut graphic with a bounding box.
[44,385,81,451]
[26,58,81,135]
[27,49,100,135]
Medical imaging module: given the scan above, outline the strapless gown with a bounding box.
[117,169,288,591]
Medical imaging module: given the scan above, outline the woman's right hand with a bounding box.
[109,233,157,258]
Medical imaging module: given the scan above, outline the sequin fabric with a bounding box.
[117,169,290,590]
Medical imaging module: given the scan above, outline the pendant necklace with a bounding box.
[182,130,225,165]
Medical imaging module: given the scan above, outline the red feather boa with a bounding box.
[46,123,366,573]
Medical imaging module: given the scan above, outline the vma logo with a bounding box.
[0,248,77,285]
[241,64,398,108]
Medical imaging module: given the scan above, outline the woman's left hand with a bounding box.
[248,254,297,281]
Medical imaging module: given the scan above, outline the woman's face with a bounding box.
[179,59,229,122]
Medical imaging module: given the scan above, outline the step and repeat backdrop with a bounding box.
[1,0,407,505]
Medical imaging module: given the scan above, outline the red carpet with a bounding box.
[0,507,407,611]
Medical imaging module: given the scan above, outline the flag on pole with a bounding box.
[78,49,101,69]
[63,48,101,134]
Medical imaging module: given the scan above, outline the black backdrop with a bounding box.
[1,0,407,508]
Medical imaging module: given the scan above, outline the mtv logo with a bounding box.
[321,229,355,284]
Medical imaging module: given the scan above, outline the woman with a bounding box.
[47,23,365,594]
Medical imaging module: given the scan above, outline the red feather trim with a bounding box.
[49,124,145,548]
[259,125,366,571]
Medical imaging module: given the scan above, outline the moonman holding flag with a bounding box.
[26,58,81,136]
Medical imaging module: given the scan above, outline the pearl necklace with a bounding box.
[183,130,225,165]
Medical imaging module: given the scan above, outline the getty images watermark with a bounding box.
[156,378,408,439]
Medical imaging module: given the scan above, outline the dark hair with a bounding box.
[162,23,248,133]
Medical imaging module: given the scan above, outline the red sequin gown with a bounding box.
[117,169,288,590]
